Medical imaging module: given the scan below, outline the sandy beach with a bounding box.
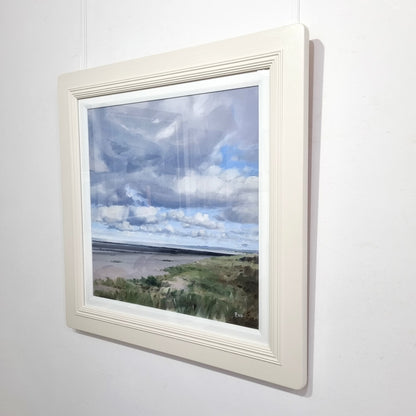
[92,250,210,281]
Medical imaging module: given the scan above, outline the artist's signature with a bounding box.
[234,312,244,318]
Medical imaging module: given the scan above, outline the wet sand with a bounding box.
[93,250,210,281]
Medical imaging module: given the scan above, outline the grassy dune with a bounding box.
[94,254,259,328]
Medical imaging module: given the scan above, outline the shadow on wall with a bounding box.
[301,38,325,397]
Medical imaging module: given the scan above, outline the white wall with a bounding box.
[1,0,415,415]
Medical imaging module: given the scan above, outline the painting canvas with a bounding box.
[86,84,260,329]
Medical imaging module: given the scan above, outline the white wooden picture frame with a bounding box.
[58,24,309,389]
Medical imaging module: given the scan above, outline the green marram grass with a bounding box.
[94,254,259,328]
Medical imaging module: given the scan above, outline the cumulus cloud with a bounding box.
[167,209,222,230]
[223,205,258,224]
[129,206,159,225]
[94,205,129,224]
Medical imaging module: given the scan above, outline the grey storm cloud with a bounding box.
[87,86,259,228]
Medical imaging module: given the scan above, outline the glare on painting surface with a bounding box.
[88,86,259,328]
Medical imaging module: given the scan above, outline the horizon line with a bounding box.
[91,238,258,256]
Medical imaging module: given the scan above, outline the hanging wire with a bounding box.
[80,0,88,69]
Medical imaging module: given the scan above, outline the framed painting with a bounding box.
[58,24,309,389]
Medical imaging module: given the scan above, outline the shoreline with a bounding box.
[92,239,257,257]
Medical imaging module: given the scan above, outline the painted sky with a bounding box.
[87,86,259,252]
